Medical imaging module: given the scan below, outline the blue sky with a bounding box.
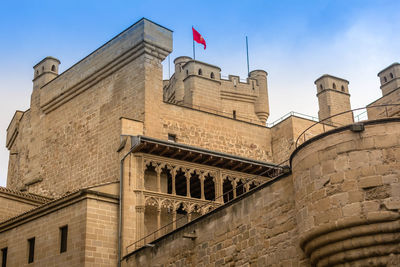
[0,0,399,186]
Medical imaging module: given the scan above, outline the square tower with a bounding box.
[315,74,353,126]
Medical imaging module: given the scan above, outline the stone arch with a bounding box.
[145,196,159,208]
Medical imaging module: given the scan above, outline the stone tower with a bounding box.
[33,57,60,90]
[315,74,353,126]
[377,62,400,96]
[249,70,270,124]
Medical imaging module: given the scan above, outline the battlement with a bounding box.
[164,57,269,125]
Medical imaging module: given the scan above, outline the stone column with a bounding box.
[216,171,224,203]
[155,164,162,193]
[171,167,177,195]
[185,170,191,198]
[200,173,205,200]
[232,179,237,199]
[172,208,177,230]
[156,207,161,238]
[135,206,145,248]
[244,182,250,193]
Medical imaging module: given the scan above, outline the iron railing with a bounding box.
[295,104,400,149]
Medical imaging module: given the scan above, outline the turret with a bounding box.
[173,56,192,104]
[315,74,353,126]
[250,70,270,124]
[33,56,60,90]
[377,62,400,96]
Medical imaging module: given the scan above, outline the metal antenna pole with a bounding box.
[246,36,250,77]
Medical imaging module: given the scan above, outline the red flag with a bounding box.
[192,27,206,49]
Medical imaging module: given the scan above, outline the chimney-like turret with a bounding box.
[315,74,353,126]
[377,63,400,96]
[33,56,60,90]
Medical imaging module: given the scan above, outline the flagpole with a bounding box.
[192,26,196,60]
[246,36,250,77]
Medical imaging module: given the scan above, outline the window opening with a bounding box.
[233,110,236,119]
[332,83,336,89]
[51,65,56,72]
[198,69,202,75]
[168,133,176,142]
[60,225,68,253]
[223,179,233,203]
[204,174,215,201]
[210,72,215,79]
[28,237,35,264]
[189,171,201,199]
[1,247,7,267]
[175,169,187,196]
[236,180,245,197]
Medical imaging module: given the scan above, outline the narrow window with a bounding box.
[36,70,39,76]
[28,237,35,264]
[41,66,44,72]
[252,81,255,90]
[341,85,345,92]
[1,247,7,267]
[186,70,189,76]
[60,225,68,253]
[384,76,387,83]
[390,73,394,79]
[332,83,336,89]
[51,65,56,72]
[233,110,236,119]
[198,69,202,75]
[210,72,215,79]
[319,84,323,90]
[168,134,176,142]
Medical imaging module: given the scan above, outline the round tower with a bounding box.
[250,70,270,124]
[173,56,192,104]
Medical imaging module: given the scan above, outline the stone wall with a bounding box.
[123,174,308,267]
[0,190,118,267]
[291,119,400,266]
[158,103,272,162]
[0,193,44,222]
[367,88,400,120]
[271,116,334,164]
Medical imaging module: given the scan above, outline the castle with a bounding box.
[0,18,399,266]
